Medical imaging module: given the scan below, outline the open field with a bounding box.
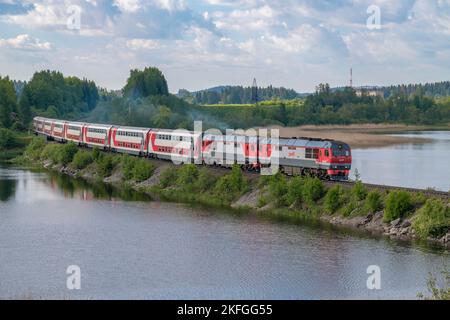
[269,124,450,148]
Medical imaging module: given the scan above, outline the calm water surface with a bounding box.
[351,131,450,191]
[0,165,448,299]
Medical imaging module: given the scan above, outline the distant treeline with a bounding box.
[196,84,450,128]
[180,81,450,105]
[381,81,450,98]
[178,85,300,105]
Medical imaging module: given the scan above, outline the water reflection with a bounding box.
[0,166,151,203]
[0,179,16,201]
[45,171,151,202]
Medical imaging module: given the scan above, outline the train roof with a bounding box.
[154,128,194,135]
[278,138,333,148]
[115,126,152,131]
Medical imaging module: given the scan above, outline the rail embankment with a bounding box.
[15,136,450,248]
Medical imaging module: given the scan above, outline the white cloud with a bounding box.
[0,0,449,91]
[113,0,142,13]
[3,2,65,28]
[126,38,161,50]
[153,0,186,11]
[0,34,51,50]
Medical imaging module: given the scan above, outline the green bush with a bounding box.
[342,200,357,217]
[24,136,46,160]
[92,147,101,161]
[302,177,325,204]
[40,143,61,163]
[194,168,216,192]
[159,167,178,188]
[413,199,450,239]
[384,191,413,222]
[324,186,343,213]
[176,164,199,186]
[352,181,367,201]
[267,173,288,206]
[96,154,115,177]
[214,165,247,199]
[285,176,303,206]
[121,154,137,180]
[230,164,247,192]
[364,190,383,213]
[72,150,93,169]
[132,158,155,182]
[58,142,78,165]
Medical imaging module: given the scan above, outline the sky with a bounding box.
[0,0,449,93]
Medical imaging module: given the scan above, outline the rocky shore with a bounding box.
[40,158,450,249]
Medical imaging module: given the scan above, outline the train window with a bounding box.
[313,149,319,159]
[325,150,329,157]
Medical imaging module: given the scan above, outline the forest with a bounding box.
[1,67,450,152]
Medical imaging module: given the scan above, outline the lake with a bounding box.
[0,165,448,299]
[351,130,450,191]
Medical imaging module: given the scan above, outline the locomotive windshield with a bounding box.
[332,143,350,157]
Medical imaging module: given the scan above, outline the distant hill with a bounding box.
[177,85,307,105]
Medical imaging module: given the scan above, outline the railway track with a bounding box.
[325,180,450,198]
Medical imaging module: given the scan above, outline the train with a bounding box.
[33,116,352,180]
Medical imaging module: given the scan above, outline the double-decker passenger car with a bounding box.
[52,120,66,141]
[33,117,45,134]
[110,126,150,155]
[202,133,253,168]
[149,129,199,163]
[43,119,54,136]
[65,122,85,144]
[84,124,112,149]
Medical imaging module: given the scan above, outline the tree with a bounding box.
[0,76,17,128]
[18,85,32,126]
[123,67,169,99]
[22,70,99,119]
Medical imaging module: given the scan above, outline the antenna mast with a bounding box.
[251,78,258,104]
[350,68,353,88]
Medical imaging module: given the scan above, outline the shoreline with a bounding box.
[21,154,449,250]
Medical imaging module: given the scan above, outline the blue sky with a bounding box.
[0,0,449,93]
